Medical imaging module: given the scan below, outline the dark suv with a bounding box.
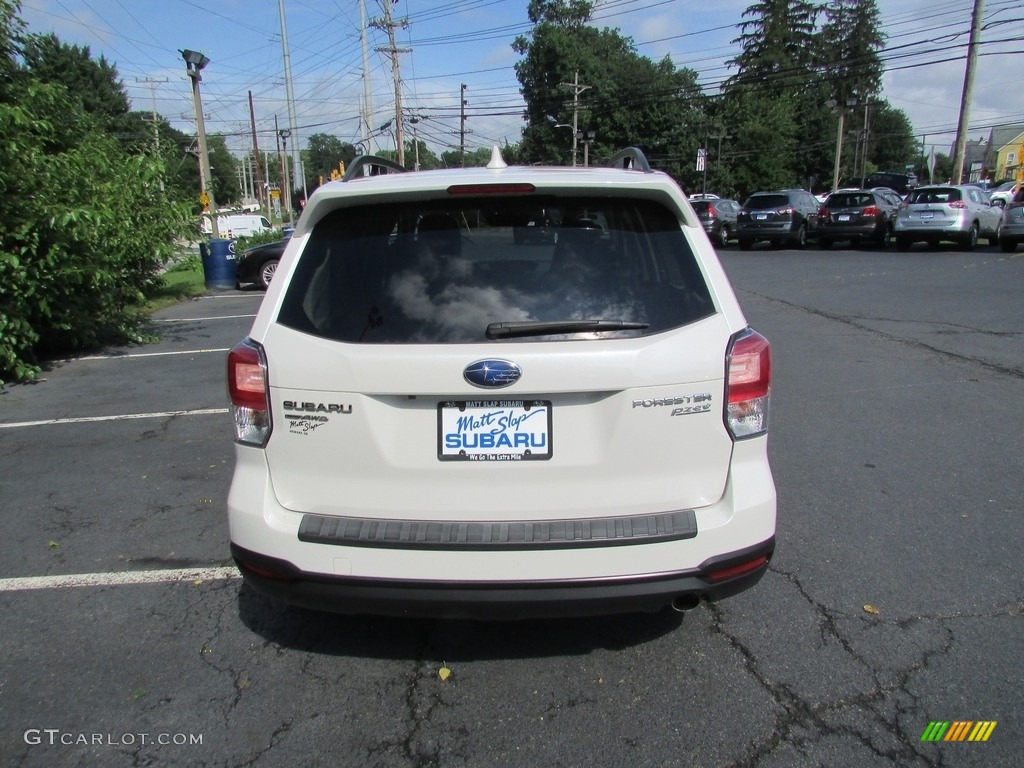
[864,171,918,196]
[737,190,820,249]
[818,188,902,248]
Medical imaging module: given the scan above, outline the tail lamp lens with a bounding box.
[725,328,771,439]
[228,339,272,446]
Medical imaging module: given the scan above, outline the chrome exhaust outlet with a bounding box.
[670,594,701,613]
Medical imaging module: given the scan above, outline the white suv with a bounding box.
[227,147,776,619]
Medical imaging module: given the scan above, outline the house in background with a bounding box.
[952,138,988,182]
[982,123,1024,181]
[992,129,1024,182]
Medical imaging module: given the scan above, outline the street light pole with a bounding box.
[181,49,218,239]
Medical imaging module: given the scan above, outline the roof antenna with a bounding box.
[486,146,507,170]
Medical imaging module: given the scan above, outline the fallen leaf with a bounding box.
[129,689,147,700]
[863,604,880,615]
[48,540,59,549]
[438,664,452,681]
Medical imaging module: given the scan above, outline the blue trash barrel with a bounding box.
[202,238,237,290]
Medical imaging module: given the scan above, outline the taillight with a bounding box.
[725,328,771,440]
[778,206,794,218]
[228,338,272,446]
[949,200,967,209]
[861,205,880,217]
[818,206,829,218]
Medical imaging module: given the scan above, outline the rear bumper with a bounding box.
[231,537,775,619]
[228,436,777,619]
[819,222,883,240]
[736,222,798,242]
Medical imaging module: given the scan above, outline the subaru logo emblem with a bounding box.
[464,359,521,388]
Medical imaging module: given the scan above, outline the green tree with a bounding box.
[513,0,705,174]
[819,0,885,105]
[726,0,820,96]
[19,32,131,128]
[720,90,801,197]
[306,132,357,180]
[866,103,918,175]
[0,4,191,383]
[206,134,238,207]
[405,138,441,170]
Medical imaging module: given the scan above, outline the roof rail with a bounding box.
[606,147,652,173]
[343,155,408,181]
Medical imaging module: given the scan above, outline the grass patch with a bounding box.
[146,259,207,312]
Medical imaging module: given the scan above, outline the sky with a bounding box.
[16,0,1024,165]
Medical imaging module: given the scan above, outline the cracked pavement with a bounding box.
[1,248,1021,766]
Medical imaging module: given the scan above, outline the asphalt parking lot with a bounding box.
[1,245,1022,767]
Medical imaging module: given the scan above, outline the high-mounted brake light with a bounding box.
[228,338,272,446]
[447,183,536,196]
[724,328,771,440]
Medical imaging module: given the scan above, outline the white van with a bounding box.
[201,213,272,238]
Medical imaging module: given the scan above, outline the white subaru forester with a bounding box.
[227,147,775,619]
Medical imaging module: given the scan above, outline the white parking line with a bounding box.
[0,566,241,592]
[79,348,230,360]
[0,407,229,429]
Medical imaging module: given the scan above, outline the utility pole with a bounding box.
[860,101,872,182]
[276,114,291,223]
[248,91,265,210]
[278,0,307,208]
[370,2,409,167]
[560,71,591,167]
[460,84,467,166]
[136,77,167,153]
[410,116,422,171]
[952,0,984,183]
[359,0,375,154]
[137,76,168,190]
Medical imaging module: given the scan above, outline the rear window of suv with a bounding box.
[906,188,961,205]
[744,194,789,210]
[827,192,874,208]
[276,196,714,344]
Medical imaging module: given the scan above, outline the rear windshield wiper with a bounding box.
[486,320,649,339]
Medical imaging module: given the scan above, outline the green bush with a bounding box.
[0,72,191,384]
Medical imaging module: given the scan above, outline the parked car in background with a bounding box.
[988,180,1020,206]
[865,171,918,196]
[691,197,740,248]
[237,237,288,289]
[998,186,1024,252]
[817,188,902,248]
[226,147,776,619]
[894,185,1003,250]
[736,189,820,249]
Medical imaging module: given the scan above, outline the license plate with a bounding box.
[838,215,850,222]
[438,400,552,461]
[919,212,934,219]
[755,213,768,221]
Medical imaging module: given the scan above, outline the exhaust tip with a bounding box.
[670,594,701,613]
